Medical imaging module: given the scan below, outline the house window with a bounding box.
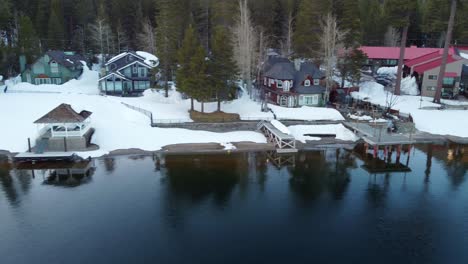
[52,78,62,85]
[313,79,320,86]
[283,81,290,92]
[428,75,438,80]
[139,68,146,77]
[304,80,311,86]
[277,80,283,88]
[303,95,319,105]
[268,78,274,87]
[443,77,455,86]
[264,77,267,85]
[35,78,51,85]
[50,61,59,73]
[133,64,138,74]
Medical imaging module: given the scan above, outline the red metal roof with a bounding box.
[405,51,442,67]
[360,46,442,60]
[413,55,459,73]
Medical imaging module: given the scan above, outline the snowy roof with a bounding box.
[46,51,85,68]
[34,104,92,124]
[106,51,158,68]
[294,85,326,94]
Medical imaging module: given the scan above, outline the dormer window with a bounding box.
[277,80,283,88]
[50,61,58,73]
[313,79,320,86]
[133,64,138,74]
[264,77,267,85]
[304,80,311,86]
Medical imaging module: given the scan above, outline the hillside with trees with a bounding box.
[1,0,468,79]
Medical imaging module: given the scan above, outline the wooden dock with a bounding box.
[258,121,298,153]
[13,152,81,163]
[343,122,416,146]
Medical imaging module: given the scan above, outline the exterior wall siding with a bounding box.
[421,59,467,97]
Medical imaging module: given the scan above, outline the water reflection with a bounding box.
[288,149,357,202]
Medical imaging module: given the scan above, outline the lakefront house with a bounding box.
[20,51,86,85]
[261,57,327,107]
[98,51,159,96]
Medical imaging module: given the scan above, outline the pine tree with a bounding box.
[341,0,361,47]
[293,0,331,58]
[359,0,385,45]
[384,0,417,95]
[190,45,210,113]
[47,0,65,50]
[209,26,238,111]
[176,25,200,110]
[18,15,40,62]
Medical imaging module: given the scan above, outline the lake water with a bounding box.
[1,145,468,264]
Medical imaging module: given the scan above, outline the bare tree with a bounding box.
[137,19,157,55]
[385,91,399,113]
[320,13,346,103]
[232,0,257,97]
[116,21,128,54]
[434,0,457,104]
[89,18,112,63]
[384,26,400,47]
[280,12,294,57]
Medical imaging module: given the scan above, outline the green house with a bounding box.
[20,51,86,85]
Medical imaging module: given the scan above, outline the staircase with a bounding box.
[34,139,49,154]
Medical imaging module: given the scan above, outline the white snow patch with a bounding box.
[289,124,359,143]
[270,120,291,135]
[269,104,345,121]
[401,76,419,95]
[8,62,99,95]
[377,66,398,76]
[221,142,237,150]
[136,51,159,68]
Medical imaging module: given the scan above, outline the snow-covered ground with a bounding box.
[289,124,359,143]
[6,62,100,95]
[0,92,267,156]
[352,81,468,137]
[0,67,348,156]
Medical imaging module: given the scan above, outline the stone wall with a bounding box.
[152,120,341,132]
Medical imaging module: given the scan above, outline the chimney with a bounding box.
[294,58,301,71]
[19,55,26,73]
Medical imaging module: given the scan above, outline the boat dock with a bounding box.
[343,122,416,146]
[13,152,81,163]
[258,121,298,153]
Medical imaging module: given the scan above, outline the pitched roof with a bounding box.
[360,46,443,60]
[295,85,326,94]
[47,51,85,68]
[297,62,325,79]
[265,62,296,79]
[34,104,92,124]
[413,55,459,73]
[405,51,442,67]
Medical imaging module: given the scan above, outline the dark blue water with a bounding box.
[1,145,467,264]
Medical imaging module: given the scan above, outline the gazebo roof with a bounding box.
[34,103,92,124]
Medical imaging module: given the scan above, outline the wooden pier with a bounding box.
[258,121,298,153]
[343,122,416,146]
[13,152,81,163]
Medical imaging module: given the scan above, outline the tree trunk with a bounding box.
[191,98,194,111]
[434,0,457,104]
[164,68,169,98]
[395,24,408,95]
[201,101,205,113]
[217,95,221,112]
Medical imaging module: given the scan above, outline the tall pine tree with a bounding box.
[47,0,65,50]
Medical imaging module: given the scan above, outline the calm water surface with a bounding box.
[1,145,468,264]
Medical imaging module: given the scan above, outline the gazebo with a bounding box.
[33,104,94,152]
[35,103,92,138]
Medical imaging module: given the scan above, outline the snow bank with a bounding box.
[0,93,266,156]
[269,104,345,121]
[348,114,373,121]
[288,124,359,143]
[136,51,159,68]
[8,62,99,95]
[377,66,398,76]
[401,76,419,95]
[271,120,291,135]
[352,81,468,137]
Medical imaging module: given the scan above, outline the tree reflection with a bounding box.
[102,157,116,173]
[288,149,356,203]
[164,153,248,207]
